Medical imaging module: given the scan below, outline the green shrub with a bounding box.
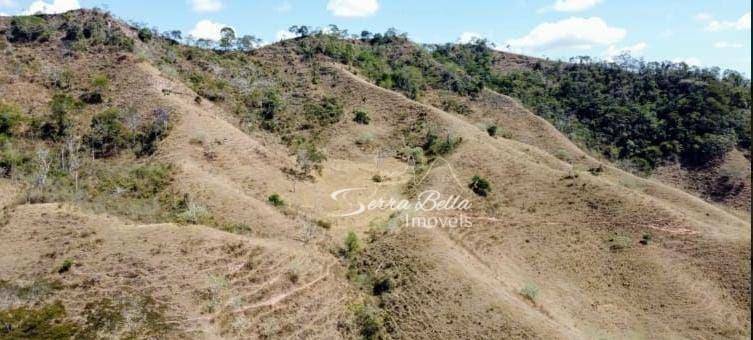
[98,164,172,199]
[267,193,284,207]
[304,96,343,125]
[133,108,170,157]
[520,283,539,302]
[8,16,50,43]
[0,102,23,138]
[372,276,393,295]
[316,220,332,229]
[0,145,28,177]
[175,200,211,225]
[422,131,462,156]
[353,109,371,124]
[260,90,283,121]
[36,94,81,140]
[609,235,632,251]
[57,259,73,274]
[392,65,425,99]
[344,231,361,257]
[469,175,491,197]
[137,27,153,42]
[85,108,128,158]
[352,303,386,339]
[486,125,497,137]
[441,97,471,115]
[90,74,109,91]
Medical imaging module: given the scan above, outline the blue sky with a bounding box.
[1,0,750,75]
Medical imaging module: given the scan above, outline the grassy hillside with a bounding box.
[0,10,750,339]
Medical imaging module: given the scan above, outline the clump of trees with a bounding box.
[83,107,169,158]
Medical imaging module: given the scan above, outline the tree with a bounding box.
[169,30,182,41]
[288,25,311,38]
[236,35,260,52]
[360,30,373,41]
[196,38,213,49]
[219,27,236,50]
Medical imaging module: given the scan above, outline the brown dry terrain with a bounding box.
[0,10,750,340]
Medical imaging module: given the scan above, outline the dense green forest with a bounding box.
[432,41,751,171]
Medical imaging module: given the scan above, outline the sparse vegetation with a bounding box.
[609,235,632,251]
[469,175,491,197]
[520,283,539,302]
[0,301,81,339]
[137,27,153,42]
[56,259,74,274]
[316,219,332,229]
[353,109,371,124]
[344,231,361,258]
[640,233,653,245]
[441,97,472,115]
[422,131,462,157]
[267,193,285,207]
[352,303,387,340]
[486,124,497,137]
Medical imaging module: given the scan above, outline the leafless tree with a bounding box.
[34,148,51,188]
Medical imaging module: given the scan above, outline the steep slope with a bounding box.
[309,59,750,338]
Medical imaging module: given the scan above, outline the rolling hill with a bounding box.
[0,10,750,339]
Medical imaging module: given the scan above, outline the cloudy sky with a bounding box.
[1,0,750,75]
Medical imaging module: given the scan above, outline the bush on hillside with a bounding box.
[0,102,24,138]
[8,16,51,43]
[85,108,128,158]
[353,109,371,125]
[304,96,343,125]
[137,27,153,42]
[469,175,491,197]
[34,94,82,140]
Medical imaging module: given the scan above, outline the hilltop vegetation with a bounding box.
[433,42,750,171]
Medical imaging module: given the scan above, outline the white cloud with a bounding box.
[0,0,16,8]
[0,12,7,16]
[326,0,379,17]
[190,0,222,13]
[457,32,484,44]
[188,20,230,41]
[275,1,292,13]
[713,41,743,48]
[552,0,602,12]
[505,17,625,52]
[275,30,297,41]
[23,0,79,14]
[604,42,646,61]
[698,11,750,31]
[672,57,701,67]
